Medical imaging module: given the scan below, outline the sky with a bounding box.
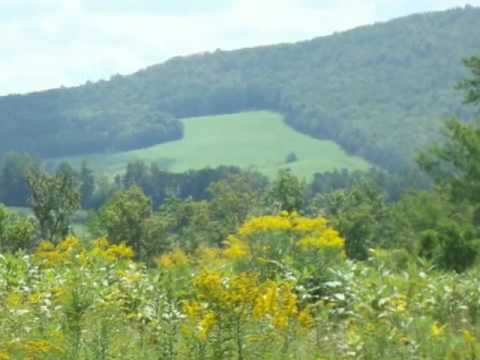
[1,0,479,95]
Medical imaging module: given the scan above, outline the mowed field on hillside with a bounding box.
[52,111,369,179]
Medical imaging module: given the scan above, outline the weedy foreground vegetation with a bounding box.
[2,211,480,360]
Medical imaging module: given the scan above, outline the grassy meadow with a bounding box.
[51,111,369,179]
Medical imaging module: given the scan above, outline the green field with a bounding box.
[52,111,369,179]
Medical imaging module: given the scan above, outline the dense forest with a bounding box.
[1,6,480,172]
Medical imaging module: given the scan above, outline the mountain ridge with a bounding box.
[1,5,480,172]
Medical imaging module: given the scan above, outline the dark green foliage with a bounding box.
[403,54,480,272]
[92,186,152,258]
[1,8,480,173]
[285,152,298,164]
[79,162,95,209]
[457,56,480,106]
[268,169,305,212]
[310,167,431,202]
[153,197,216,251]
[26,168,80,243]
[208,171,268,238]
[315,181,391,260]
[310,169,361,196]
[0,92,182,157]
[0,204,37,253]
[145,172,269,254]
[419,222,479,273]
[418,118,480,204]
[118,161,262,208]
[0,153,40,206]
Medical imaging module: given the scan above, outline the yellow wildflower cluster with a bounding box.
[290,214,328,232]
[296,228,345,251]
[389,295,407,313]
[223,235,250,259]
[35,236,135,267]
[192,271,225,302]
[431,322,446,337]
[193,271,260,312]
[198,312,217,341]
[464,330,476,344]
[182,301,218,341]
[195,246,223,263]
[34,235,81,266]
[91,238,135,262]
[21,340,62,357]
[238,214,292,236]
[0,340,63,359]
[253,281,299,329]
[156,248,189,268]
[235,212,345,258]
[239,212,331,237]
[297,308,315,328]
[186,271,312,341]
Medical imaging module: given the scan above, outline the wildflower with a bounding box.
[297,309,315,328]
[183,301,202,318]
[22,340,62,357]
[91,238,134,262]
[104,242,135,261]
[34,241,62,265]
[5,292,23,309]
[198,312,217,341]
[57,235,80,252]
[291,215,328,232]
[464,330,476,344]
[192,271,231,308]
[296,230,345,251]
[195,246,223,264]
[390,295,407,313]
[228,273,259,308]
[253,281,298,329]
[224,236,250,259]
[34,236,82,266]
[346,323,361,345]
[238,215,291,236]
[431,322,445,337]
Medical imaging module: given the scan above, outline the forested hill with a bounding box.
[1,6,480,171]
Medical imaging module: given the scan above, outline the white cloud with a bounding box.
[0,0,477,95]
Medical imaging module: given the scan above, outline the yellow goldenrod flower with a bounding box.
[253,281,298,329]
[390,295,407,313]
[224,236,250,259]
[104,242,135,261]
[431,322,445,337]
[238,215,292,236]
[198,312,217,341]
[183,301,202,318]
[464,330,476,344]
[22,340,62,357]
[56,235,80,252]
[156,248,189,268]
[297,309,315,328]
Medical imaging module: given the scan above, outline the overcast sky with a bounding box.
[1,0,479,95]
